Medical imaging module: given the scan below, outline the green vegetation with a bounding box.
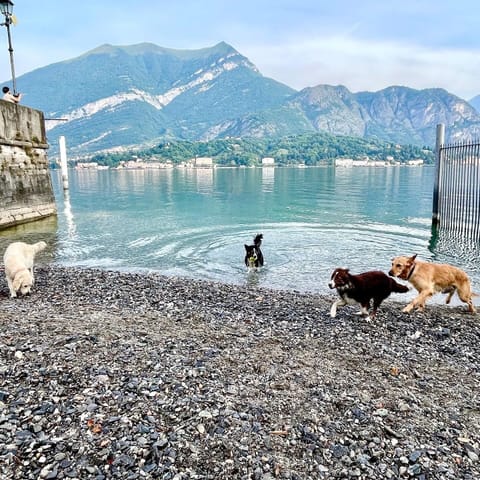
[87,133,434,167]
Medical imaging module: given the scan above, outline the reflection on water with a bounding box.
[245,268,262,288]
[262,167,275,192]
[63,189,77,239]
[192,168,213,192]
[2,166,479,301]
[0,215,58,264]
[429,225,480,264]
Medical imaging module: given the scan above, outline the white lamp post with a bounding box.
[0,1,17,95]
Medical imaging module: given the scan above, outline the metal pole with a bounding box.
[1,10,17,95]
[432,123,445,228]
[5,18,15,94]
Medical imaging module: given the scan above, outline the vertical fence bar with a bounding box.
[466,142,473,236]
[474,146,480,239]
[450,146,456,231]
[464,143,470,236]
[446,148,451,230]
[432,123,445,228]
[439,148,446,229]
[438,147,445,228]
[453,143,460,233]
[453,143,461,234]
[442,146,452,230]
[458,143,465,235]
[465,144,470,234]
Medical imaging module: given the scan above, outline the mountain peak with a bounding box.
[82,41,239,60]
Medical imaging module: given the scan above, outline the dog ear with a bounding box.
[410,254,418,262]
[244,244,248,250]
[13,275,23,292]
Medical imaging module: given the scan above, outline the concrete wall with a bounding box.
[0,100,57,229]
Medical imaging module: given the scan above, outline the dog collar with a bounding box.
[406,263,416,280]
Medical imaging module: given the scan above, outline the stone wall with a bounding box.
[0,100,57,229]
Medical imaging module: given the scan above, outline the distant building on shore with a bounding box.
[335,157,423,167]
[193,157,214,168]
[407,159,424,166]
[116,159,173,169]
[76,161,99,169]
[262,157,275,166]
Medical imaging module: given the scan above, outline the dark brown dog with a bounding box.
[389,254,476,313]
[329,268,409,319]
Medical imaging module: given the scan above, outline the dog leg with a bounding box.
[458,293,476,313]
[403,291,432,313]
[442,286,456,304]
[402,302,414,313]
[457,286,477,313]
[354,306,369,317]
[416,291,433,311]
[330,299,346,318]
[6,277,17,298]
[402,297,422,313]
[368,301,383,321]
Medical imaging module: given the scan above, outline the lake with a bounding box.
[2,165,480,302]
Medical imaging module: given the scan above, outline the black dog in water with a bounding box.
[244,234,264,269]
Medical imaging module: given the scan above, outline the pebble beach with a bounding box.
[0,265,479,479]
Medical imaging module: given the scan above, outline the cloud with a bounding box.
[244,35,480,100]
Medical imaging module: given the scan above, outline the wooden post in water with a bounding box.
[432,123,445,228]
[59,135,69,190]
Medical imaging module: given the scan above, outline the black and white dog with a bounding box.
[328,268,409,320]
[244,234,264,269]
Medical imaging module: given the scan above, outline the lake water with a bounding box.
[2,165,480,302]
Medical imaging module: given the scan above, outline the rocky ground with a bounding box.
[0,265,479,479]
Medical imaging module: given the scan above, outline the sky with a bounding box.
[1,0,480,100]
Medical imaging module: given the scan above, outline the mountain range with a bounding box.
[10,41,480,157]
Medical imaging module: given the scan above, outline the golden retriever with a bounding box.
[3,241,47,297]
[389,254,476,313]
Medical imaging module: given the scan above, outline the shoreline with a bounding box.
[1,265,479,479]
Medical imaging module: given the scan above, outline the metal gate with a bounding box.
[432,124,480,240]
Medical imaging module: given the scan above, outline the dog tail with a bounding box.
[253,234,263,248]
[391,279,409,293]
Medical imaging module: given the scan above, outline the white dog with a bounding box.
[3,241,47,297]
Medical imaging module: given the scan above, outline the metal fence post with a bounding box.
[432,123,445,228]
